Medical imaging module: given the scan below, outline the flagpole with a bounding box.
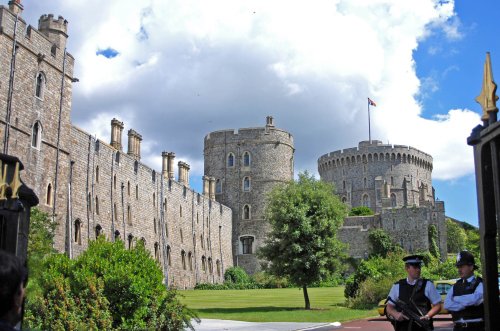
[367,98,371,144]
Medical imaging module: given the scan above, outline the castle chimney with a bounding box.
[178,161,190,186]
[162,152,169,179]
[127,129,142,160]
[202,176,210,196]
[167,152,175,180]
[38,14,68,50]
[110,118,124,151]
[266,116,274,127]
[209,177,215,200]
[8,0,23,16]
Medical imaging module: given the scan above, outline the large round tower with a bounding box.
[318,140,434,212]
[204,116,294,274]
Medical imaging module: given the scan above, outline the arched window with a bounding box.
[87,193,92,213]
[216,260,221,276]
[114,203,118,222]
[114,230,121,241]
[128,233,134,249]
[341,197,347,203]
[243,151,251,167]
[240,236,254,254]
[153,193,156,207]
[95,224,102,238]
[135,185,139,200]
[95,196,99,215]
[227,153,235,167]
[181,250,186,270]
[154,242,159,261]
[364,177,367,188]
[201,234,204,249]
[216,179,222,193]
[113,175,117,190]
[95,166,99,183]
[46,183,52,206]
[74,219,82,245]
[127,205,132,225]
[243,177,250,192]
[362,194,370,207]
[391,193,397,207]
[127,181,130,196]
[31,121,42,148]
[153,218,157,234]
[243,205,250,220]
[167,246,171,266]
[201,256,207,272]
[35,72,45,98]
[188,252,193,271]
[208,257,213,274]
[134,160,138,174]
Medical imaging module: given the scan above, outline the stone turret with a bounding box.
[202,175,210,197]
[8,0,23,16]
[178,161,190,186]
[110,118,124,151]
[38,13,68,50]
[127,129,142,160]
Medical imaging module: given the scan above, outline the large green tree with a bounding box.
[258,172,347,309]
[446,219,467,253]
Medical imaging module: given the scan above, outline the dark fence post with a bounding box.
[467,52,500,331]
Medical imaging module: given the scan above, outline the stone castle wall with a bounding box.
[0,4,232,288]
[204,118,294,274]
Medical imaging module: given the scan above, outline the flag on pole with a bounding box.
[368,98,377,107]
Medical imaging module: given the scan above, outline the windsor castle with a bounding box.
[0,1,446,287]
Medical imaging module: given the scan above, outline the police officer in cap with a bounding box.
[386,254,442,331]
[444,251,484,331]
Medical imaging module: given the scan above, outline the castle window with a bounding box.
[188,252,193,271]
[216,179,222,193]
[95,196,99,215]
[113,175,117,189]
[95,140,100,153]
[95,166,99,183]
[51,44,57,57]
[114,230,121,241]
[243,205,250,220]
[152,170,156,182]
[87,193,92,213]
[343,181,346,190]
[364,178,367,188]
[240,236,254,254]
[167,246,171,266]
[201,234,204,249]
[183,186,187,198]
[46,183,53,206]
[180,206,182,217]
[153,193,156,207]
[391,176,394,186]
[31,121,42,149]
[115,152,120,164]
[74,219,82,245]
[153,218,157,234]
[216,260,221,276]
[128,233,134,249]
[114,203,118,223]
[127,205,132,225]
[181,250,186,270]
[197,213,199,224]
[134,160,138,174]
[95,224,102,238]
[201,256,206,272]
[180,229,183,243]
[136,185,139,200]
[362,194,370,207]
[341,197,347,203]
[207,236,210,249]
[391,193,397,207]
[243,152,251,167]
[127,181,130,196]
[227,153,235,167]
[154,242,159,261]
[35,72,45,99]
[243,177,251,192]
[208,257,213,274]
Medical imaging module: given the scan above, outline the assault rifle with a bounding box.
[386,297,432,331]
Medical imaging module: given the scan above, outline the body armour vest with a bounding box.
[397,278,431,315]
[451,277,483,321]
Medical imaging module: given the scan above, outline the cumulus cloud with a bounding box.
[21,0,478,184]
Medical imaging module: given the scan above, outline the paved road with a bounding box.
[194,315,454,331]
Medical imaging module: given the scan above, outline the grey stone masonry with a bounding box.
[204,116,294,274]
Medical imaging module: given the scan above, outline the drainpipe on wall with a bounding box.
[3,14,19,155]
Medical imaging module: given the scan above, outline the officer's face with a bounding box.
[457,264,474,279]
[405,263,421,280]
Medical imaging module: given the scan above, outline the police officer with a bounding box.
[444,251,484,331]
[386,255,442,331]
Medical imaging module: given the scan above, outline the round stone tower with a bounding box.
[318,140,434,212]
[204,116,294,274]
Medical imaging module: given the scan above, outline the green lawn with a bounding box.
[179,287,378,322]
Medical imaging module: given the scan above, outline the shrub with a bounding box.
[349,206,374,216]
[348,276,395,309]
[224,266,251,284]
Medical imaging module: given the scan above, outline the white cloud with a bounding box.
[21,0,478,185]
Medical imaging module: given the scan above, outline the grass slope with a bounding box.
[180,287,377,322]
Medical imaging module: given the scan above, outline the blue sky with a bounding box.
[21,0,500,227]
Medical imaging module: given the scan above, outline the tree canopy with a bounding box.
[258,172,347,309]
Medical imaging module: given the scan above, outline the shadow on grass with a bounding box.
[196,306,318,314]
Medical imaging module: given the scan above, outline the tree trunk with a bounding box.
[302,285,311,310]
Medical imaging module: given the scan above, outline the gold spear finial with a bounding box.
[475,52,499,122]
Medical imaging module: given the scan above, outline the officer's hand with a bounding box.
[419,315,430,321]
